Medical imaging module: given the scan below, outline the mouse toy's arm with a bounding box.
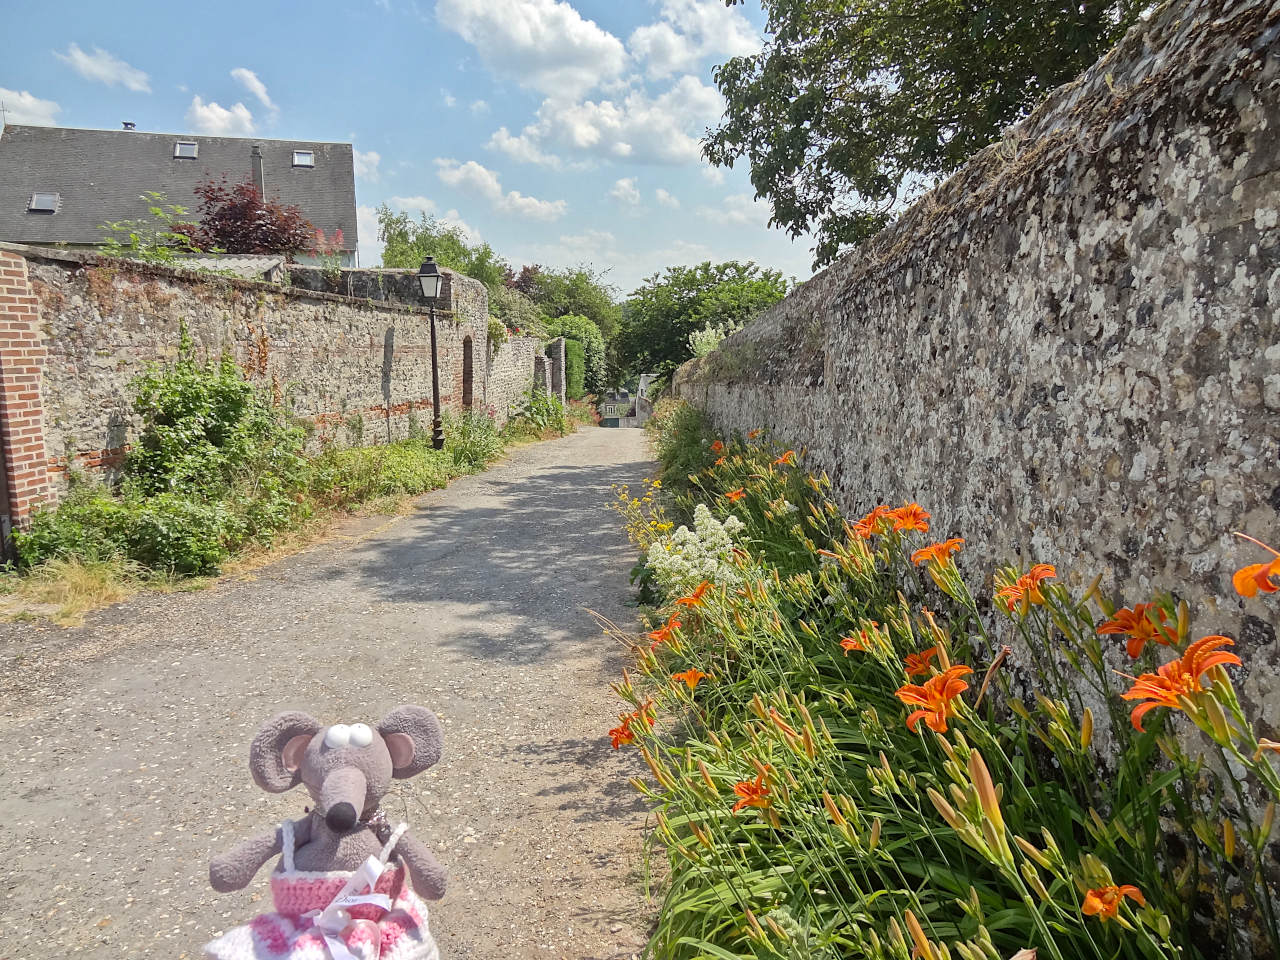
[394,832,448,900]
[209,817,311,892]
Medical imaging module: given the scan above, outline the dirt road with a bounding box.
[0,427,653,959]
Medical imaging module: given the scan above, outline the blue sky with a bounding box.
[0,0,815,294]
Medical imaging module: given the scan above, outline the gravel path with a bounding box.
[0,427,654,960]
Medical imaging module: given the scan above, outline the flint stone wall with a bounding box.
[6,245,535,492]
[675,1,1280,715]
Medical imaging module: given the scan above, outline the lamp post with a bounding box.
[417,256,446,450]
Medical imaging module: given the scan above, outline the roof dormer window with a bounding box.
[28,192,60,213]
[292,150,315,168]
[174,140,198,159]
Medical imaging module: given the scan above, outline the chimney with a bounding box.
[251,144,265,196]
[121,121,136,131]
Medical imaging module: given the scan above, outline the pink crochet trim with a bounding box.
[270,864,407,919]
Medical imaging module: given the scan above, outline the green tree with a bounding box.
[515,264,622,341]
[706,0,1141,268]
[376,205,508,289]
[617,261,789,378]
[543,314,606,395]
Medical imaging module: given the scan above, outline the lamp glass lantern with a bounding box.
[417,257,443,300]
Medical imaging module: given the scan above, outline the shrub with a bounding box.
[563,338,586,400]
[445,411,504,472]
[610,405,1280,960]
[544,314,606,394]
[647,397,718,500]
[487,316,509,357]
[314,440,457,507]
[14,487,132,567]
[506,389,568,438]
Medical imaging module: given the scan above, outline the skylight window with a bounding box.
[293,150,315,168]
[28,192,59,213]
[174,141,198,159]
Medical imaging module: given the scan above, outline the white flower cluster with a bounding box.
[646,503,746,596]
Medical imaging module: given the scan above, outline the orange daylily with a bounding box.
[608,716,635,749]
[646,614,683,649]
[1082,884,1145,921]
[725,488,747,503]
[675,581,713,608]
[852,505,893,539]
[910,538,965,567]
[1232,536,1280,597]
[995,564,1057,612]
[714,456,727,467]
[896,665,973,733]
[839,622,878,655]
[1098,603,1176,658]
[890,503,931,533]
[904,646,940,678]
[731,770,771,812]
[710,440,725,454]
[671,668,709,690]
[772,450,797,466]
[1120,635,1242,732]
[748,429,762,440]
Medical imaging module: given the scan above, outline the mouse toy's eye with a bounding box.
[324,724,352,749]
[349,723,374,747]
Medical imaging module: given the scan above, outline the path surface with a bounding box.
[0,427,654,960]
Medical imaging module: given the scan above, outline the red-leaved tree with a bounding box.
[185,175,315,259]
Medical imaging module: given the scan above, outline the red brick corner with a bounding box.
[0,249,52,531]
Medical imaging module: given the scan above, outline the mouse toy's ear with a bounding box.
[377,706,443,779]
[249,711,322,792]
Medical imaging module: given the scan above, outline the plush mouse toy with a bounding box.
[204,707,447,960]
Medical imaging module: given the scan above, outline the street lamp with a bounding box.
[417,256,445,450]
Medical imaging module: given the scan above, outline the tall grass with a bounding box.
[611,401,1280,960]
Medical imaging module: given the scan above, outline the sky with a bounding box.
[0,0,816,295]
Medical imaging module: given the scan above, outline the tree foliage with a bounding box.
[562,338,586,400]
[511,264,622,342]
[706,0,1142,267]
[376,205,508,290]
[488,284,546,337]
[186,176,315,258]
[544,313,606,395]
[617,261,789,378]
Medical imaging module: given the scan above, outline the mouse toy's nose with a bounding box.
[319,766,367,832]
[326,802,358,831]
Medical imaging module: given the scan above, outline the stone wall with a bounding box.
[675,0,1280,704]
[485,334,542,420]
[0,244,539,533]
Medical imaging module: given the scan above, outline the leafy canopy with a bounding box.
[543,313,606,395]
[376,205,508,290]
[706,0,1142,267]
[617,261,789,378]
[511,264,622,342]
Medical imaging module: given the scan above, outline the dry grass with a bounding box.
[1,557,140,626]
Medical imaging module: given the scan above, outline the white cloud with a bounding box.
[701,165,727,186]
[354,148,381,181]
[0,88,61,125]
[186,96,255,136]
[389,195,436,213]
[630,0,759,79]
[656,187,680,209]
[492,74,722,167]
[54,43,151,92]
[435,0,627,98]
[231,68,277,117]
[441,89,457,108]
[487,126,561,167]
[436,158,566,221]
[470,99,490,115]
[610,177,641,205]
[696,192,771,227]
[357,205,384,267]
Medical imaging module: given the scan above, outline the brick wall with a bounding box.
[0,250,50,545]
[0,245,539,529]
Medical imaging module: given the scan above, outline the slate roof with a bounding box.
[0,125,357,251]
